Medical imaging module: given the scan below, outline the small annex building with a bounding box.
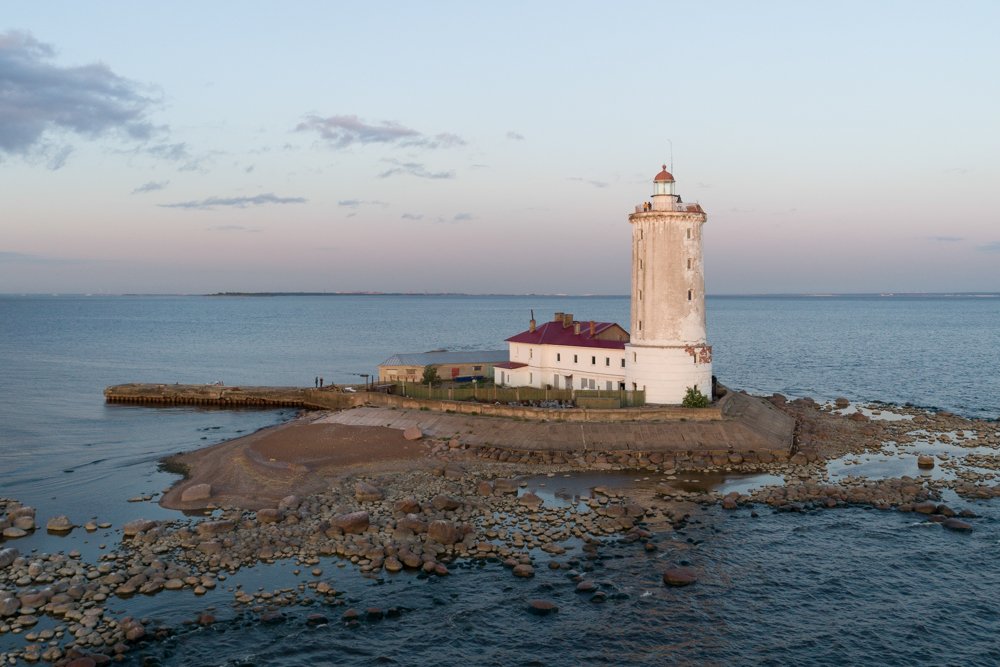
[378,350,509,384]
[495,312,630,391]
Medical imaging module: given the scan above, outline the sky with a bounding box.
[2,1,998,295]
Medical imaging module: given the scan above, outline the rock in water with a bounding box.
[403,427,423,441]
[917,455,935,469]
[45,515,74,533]
[834,397,850,408]
[122,519,158,537]
[0,548,20,568]
[527,599,558,615]
[663,567,698,587]
[519,492,543,509]
[512,564,535,578]
[181,483,212,502]
[943,518,973,533]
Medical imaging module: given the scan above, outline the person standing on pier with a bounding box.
[314,376,318,388]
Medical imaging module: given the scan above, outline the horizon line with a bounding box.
[3,291,999,298]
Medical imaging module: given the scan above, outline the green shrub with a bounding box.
[681,385,710,408]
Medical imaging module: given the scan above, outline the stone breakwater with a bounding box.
[3,396,999,664]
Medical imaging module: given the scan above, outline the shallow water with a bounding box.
[3,294,1000,665]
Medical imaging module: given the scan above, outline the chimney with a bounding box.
[554,311,563,322]
[589,320,596,336]
[529,318,536,333]
[574,322,581,335]
[562,313,573,328]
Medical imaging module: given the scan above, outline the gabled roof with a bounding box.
[379,350,509,367]
[506,321,628,350]
[494,361,528,370]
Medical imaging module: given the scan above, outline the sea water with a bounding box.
[1,294,998,665]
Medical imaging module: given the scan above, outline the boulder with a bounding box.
[427,520,462,545]
[354,482,384,503]
[394,497,421,514]
[913,501,938,515]
[493,479,518,495]
[943,518,973,533]
[256,509,283,524]
[181,483,212,503]
[0,597,19,617]
[331,511,370,535]
[477,481,494,496]
[403,427,423,441]
[396,515,428,534]
[13,516,36,531]
[431,495,461,511]
[519,492,543,509]
[527,599,558,615]
[917,455,935,469]
[834,397,850,408]
[122,519,158,537]
[278,495,301,511]
[2,527,27,538]
[45,515,74,533]
[512,563,535,578]
[663,567,698,587]
[196,520,235,537]
[0,548,19,568]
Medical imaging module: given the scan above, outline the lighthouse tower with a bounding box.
[624,165,712,404]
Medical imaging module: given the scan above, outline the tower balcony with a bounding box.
[632,201,705,214]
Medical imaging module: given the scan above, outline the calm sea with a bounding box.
[1,294,998,665]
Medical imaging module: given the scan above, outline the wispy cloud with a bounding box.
[132,180,169,194]
[929,235,963,242]
[338,199,387,208]
[978,241,1000,253]
[160,193,307,210]
[569,177,608,188]
[0,30,158,160]
[379,159,454,180]
[452,212,474,222]
[401,213,423,220]
[295,114,465,150]
[506,131,525,141]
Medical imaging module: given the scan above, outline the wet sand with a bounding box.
[161,419,432,510]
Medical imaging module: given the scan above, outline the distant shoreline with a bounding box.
[3,292,998,299]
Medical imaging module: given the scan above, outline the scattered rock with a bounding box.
[331,511,370,535]
[527,599,558,615]
[403,427,423,441]
[45,515,74,533]
[943,518,973,533]
[355,481,384,503]
[663,567,698,587]
[917,455,935,469]
[512,563,535,578]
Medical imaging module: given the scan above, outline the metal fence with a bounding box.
[392,382,644,408]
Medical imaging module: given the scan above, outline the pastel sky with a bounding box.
[2,1,998,294]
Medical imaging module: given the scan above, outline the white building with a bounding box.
[494,312,630,391]
[496,165,713,404]
[624,165,712,403]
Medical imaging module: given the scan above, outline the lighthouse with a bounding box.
[624,165,712,404]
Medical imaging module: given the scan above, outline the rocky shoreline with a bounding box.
[2,395,998,665]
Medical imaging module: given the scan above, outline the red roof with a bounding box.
[654,164,674,182]
[506,321,628,350]
[494,361,528,370]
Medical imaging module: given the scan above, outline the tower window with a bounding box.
[573,354,578,363]
[638,289,643,301]
[688,289,693,301]
[633,352,637,362]
[638,320,642,331]
[621,358,625,368]
[557,353,561,362]
[687,229,691,239]
[687,258,692,270]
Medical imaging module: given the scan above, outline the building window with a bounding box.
[621,358,625,368]
[688,289,693,301]
[633,352,637,362]
[407,368,416,375]
[687,258,692,269]
[557,353,561,362]
[638,289,642,301]
[605,357,610,366]
[687,228,691,239]
[529,348,533,359]
[473,365,482,371]
[591,356,596,365]
[574,354,578,363]
[639,259,643,270]
[529,372,533,383]
[638,320,642,331]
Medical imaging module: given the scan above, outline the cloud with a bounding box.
[452,212,474,222]
[132,180,169,194]
[0,30,158,158]
[295,114,465,150]
[46,145,73,170]
[943,167,969,175]
[506,131,525,141]
[978,241,1000,253]
[568,177,608,188]
[160,193,307,210]
[379,159,454,180]
[338,199,387,208]
[401,213,423,220]
[929,235,963,242]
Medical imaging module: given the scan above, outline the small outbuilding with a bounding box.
[378,350,509,383]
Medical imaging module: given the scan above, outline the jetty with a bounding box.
[104,383,796,464]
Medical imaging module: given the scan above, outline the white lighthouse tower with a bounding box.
[624,165,712,404]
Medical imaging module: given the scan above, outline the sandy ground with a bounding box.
[161,418,433,510]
